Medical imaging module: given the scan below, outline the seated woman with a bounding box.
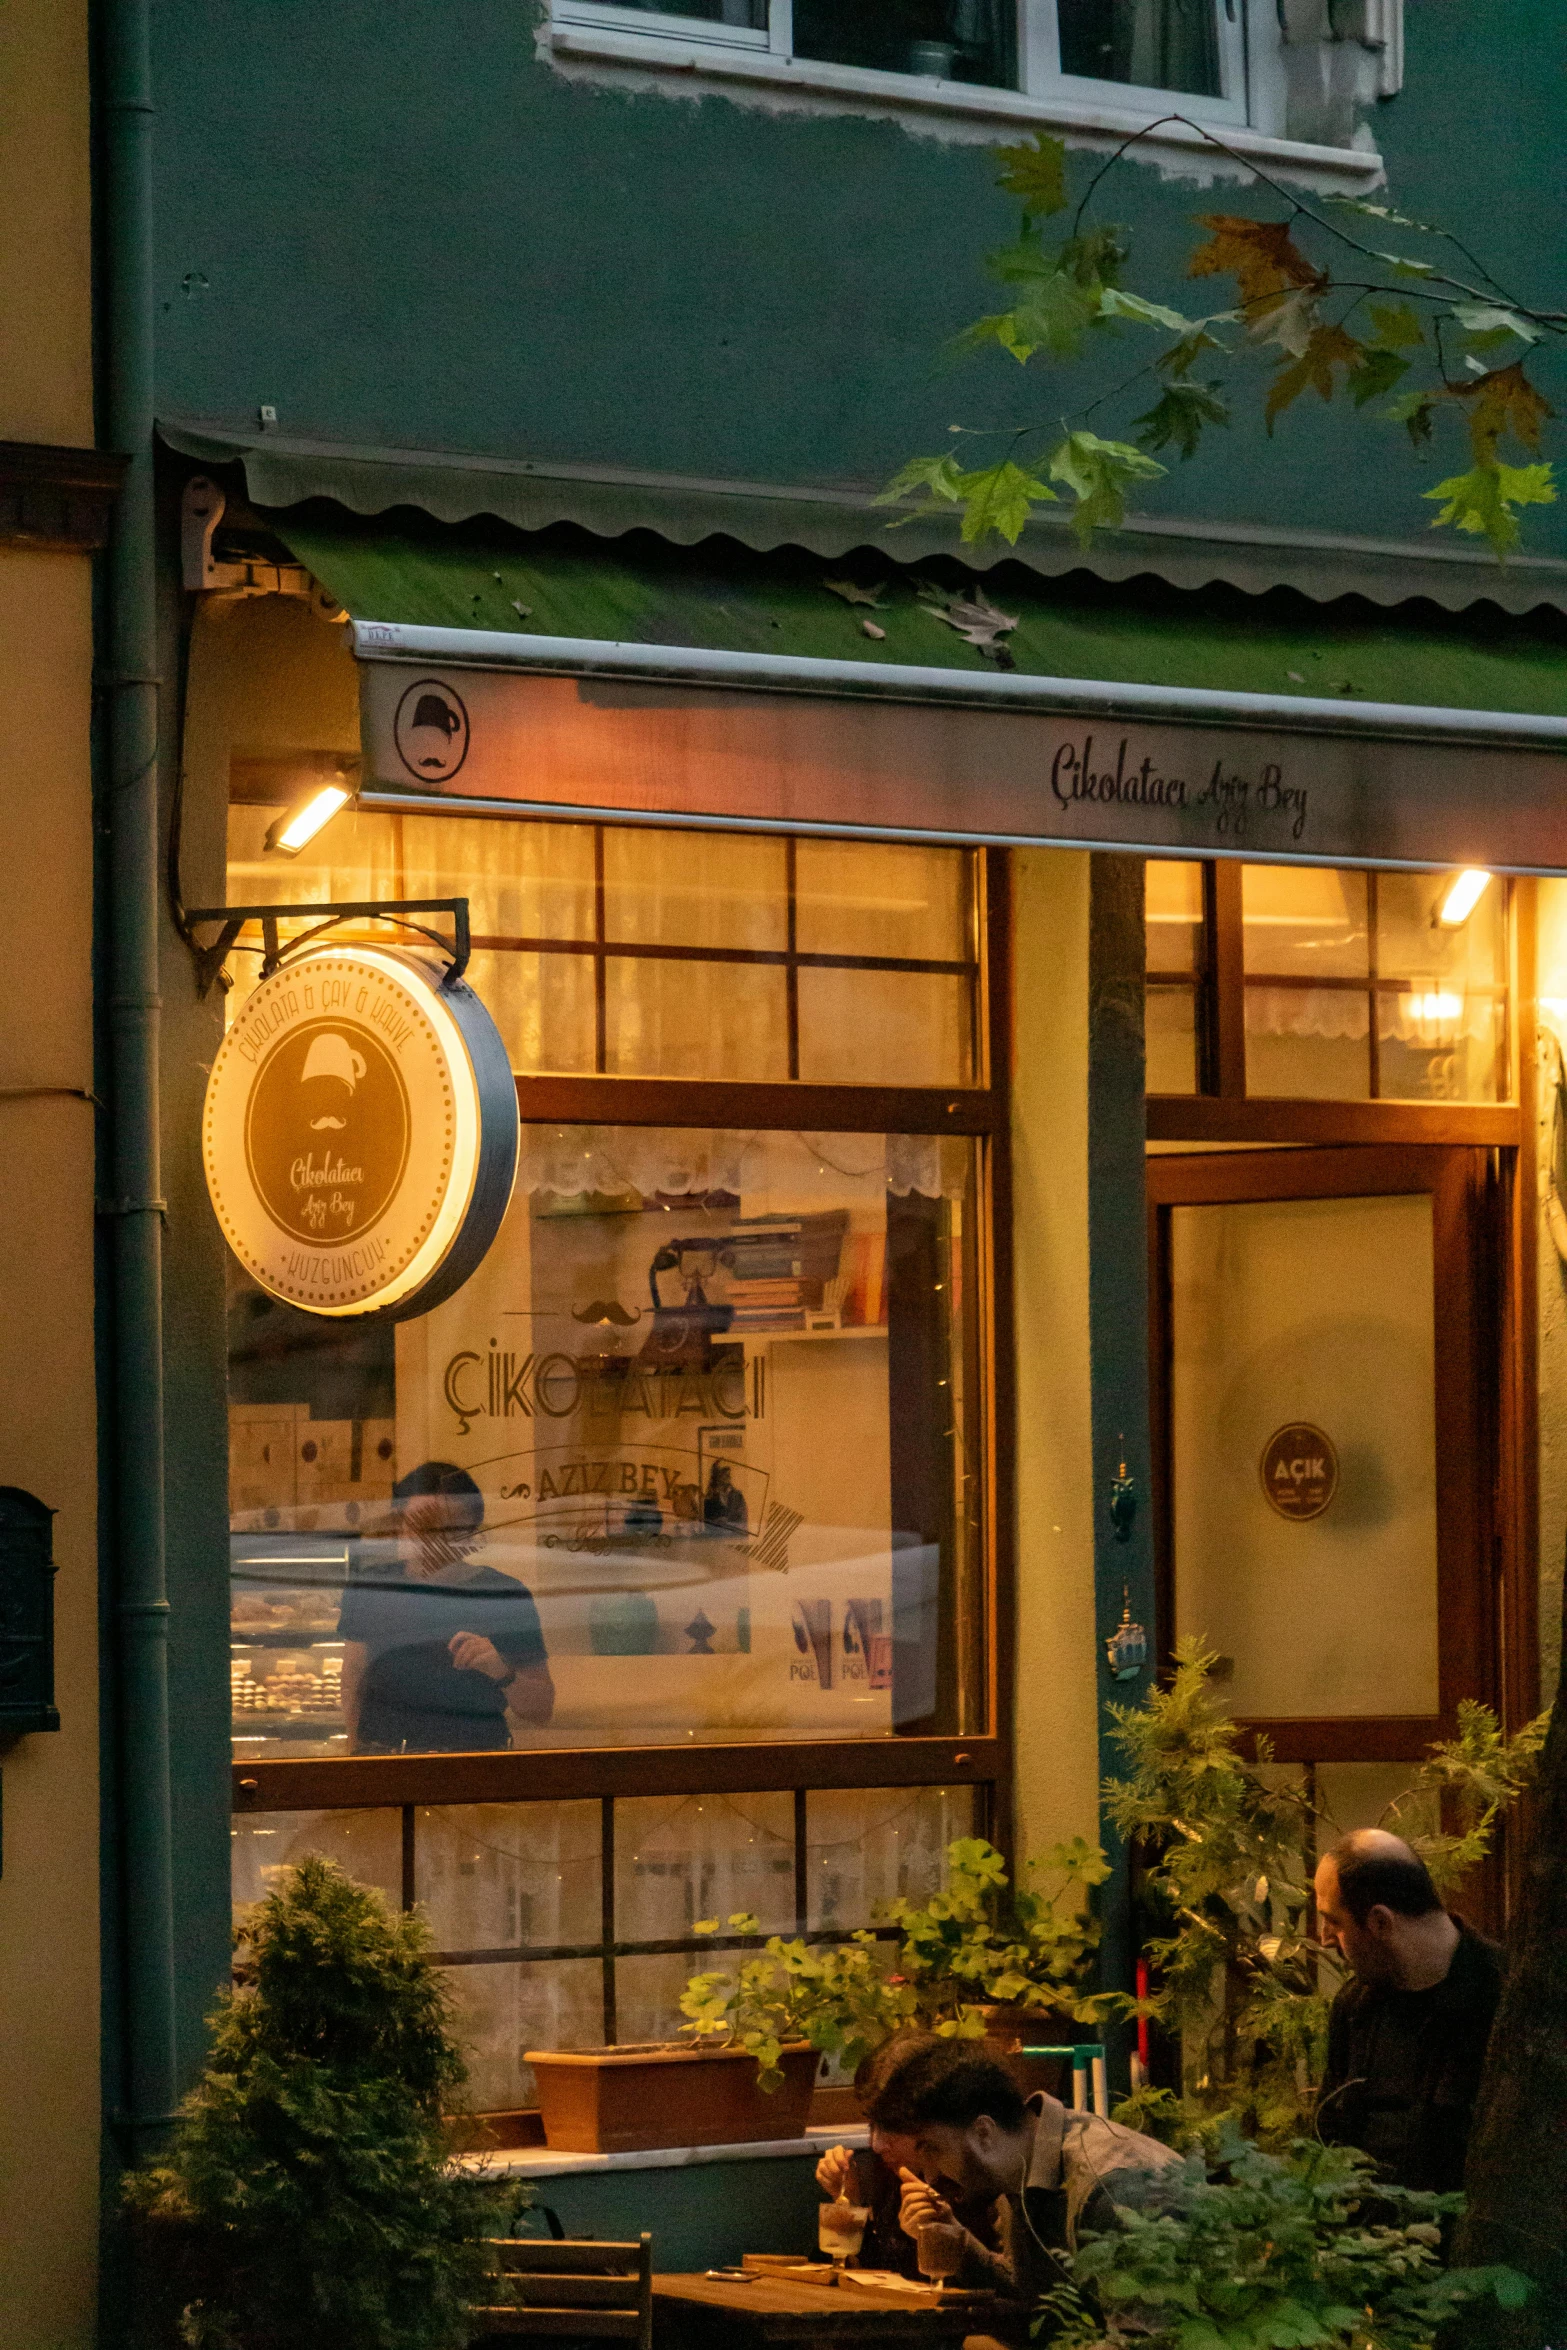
[814,2036,1001,2278]
[339,1460,554,1753]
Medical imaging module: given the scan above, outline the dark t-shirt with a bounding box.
[338,1561,548,1751]
[1318,1919,1503,2193]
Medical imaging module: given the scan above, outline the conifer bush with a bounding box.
[126,1856,506,2350]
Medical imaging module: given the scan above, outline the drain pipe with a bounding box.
[104,0,178,2145]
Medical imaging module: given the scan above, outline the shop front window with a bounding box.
[224,801,1003,2105]
[230,1121,984,1757]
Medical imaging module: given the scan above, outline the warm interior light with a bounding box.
[1437,868,1491,927]
[264,781,352,856]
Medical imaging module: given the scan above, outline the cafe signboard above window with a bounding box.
[357,647,1567,876]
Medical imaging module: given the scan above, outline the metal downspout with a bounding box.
[104,0,178,2143]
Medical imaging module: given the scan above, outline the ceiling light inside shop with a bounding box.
[265,781,353,855]
[1436,868,1492,927]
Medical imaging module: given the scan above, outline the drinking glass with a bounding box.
[916,2220,966,2297]
[817,2201,870,2283]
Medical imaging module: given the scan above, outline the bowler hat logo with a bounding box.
[393,677,470,783]
[245,1017,411,1246]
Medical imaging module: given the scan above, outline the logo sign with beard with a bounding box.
[203,945,517,1320]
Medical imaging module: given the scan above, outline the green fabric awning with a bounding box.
[278,506,1567,721]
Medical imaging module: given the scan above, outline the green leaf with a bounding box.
[1049,430,1166,547]
[1326,194,1439,232]
[994,129,1069,218]
[1006,270,1102,360]
[1376,250,1438,277]
[1350,346,1409,407]
[1159,324,1231,379]
[951,459,1056,544]
[1424,460,1556,555]
[873,453,965,516]
[1383,389,1437,446]
[1453,301,1540,343]
[1099,286,1195,331]
[1133,380,1229,460]
[1368,300,1426,350]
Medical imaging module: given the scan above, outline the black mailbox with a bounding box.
[0,1487,59,1734]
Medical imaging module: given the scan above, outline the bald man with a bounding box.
[1313,1829,1503,2194]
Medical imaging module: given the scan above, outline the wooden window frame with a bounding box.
[233,844,1016,1836]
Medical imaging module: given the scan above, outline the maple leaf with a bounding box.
[951,459,1056,544]
[874,453,964,517]
[1048,430,1166,547]
[1350,346,1409,408]
[1453,302,1540,345]
[916,582,1021,653]
[1454,362,1554,464]
[1158,325,1232,380]
[1424,460,1555,557]
[1264,322,1367,430]
[1248,286,1321,360]
[1368,301,1425,351]
[1099,287,1194,332]
[823,578,886,608]
[1384,390,1437,447]
[1133,381,1229,461]
[1188,216,1322,308]
[994,130,1068,219]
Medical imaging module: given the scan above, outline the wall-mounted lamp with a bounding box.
[1436,869,1492,928]
[264,780,354,857]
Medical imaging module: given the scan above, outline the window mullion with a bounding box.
[1017,0,1058,96]
[768,0,792,59]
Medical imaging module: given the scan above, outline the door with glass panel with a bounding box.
[1148,1147,1495,1764]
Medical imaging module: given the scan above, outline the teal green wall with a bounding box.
[522,2152,822,2270]
[149,2,1567,553]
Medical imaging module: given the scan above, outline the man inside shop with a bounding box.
[865,2037,1182,2339]
[339,1460,554,1752]
[1314,1828,1503,2193]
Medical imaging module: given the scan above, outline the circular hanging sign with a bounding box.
[203,946,518,1321]
[1259,1423,1339,1522]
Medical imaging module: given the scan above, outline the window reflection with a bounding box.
[229,1127,984,1756]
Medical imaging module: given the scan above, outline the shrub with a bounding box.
[125,1856,505,2350]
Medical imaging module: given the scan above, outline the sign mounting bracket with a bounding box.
[183,897,471,1000]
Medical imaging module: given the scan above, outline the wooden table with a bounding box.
[652,2270,1009,2347]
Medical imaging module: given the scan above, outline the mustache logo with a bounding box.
[572,1299,642,1327]
[309,1115,348,1130]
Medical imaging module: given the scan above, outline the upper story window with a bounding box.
[550,0,1267,134]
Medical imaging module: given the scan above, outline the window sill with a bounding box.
[544,25,1386,186]
[457,2122,869,2181]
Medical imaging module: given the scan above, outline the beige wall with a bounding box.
[0,4,101,2344]
[0,551,100,2350]
[1534,880,1567,1704]
[1009,849,1102,1863]
[0,0,93,445]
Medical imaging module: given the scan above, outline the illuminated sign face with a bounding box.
[203,946,517,1320]
[1259,1422,1339,1522]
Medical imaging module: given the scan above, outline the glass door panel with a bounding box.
[1169,1191,1440,1720]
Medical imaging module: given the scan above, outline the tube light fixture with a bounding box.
[264,780,353,856]
[1436,868,1491,927]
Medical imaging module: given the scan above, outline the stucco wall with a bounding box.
[0,549,100,2350]
[0,5,101,2342]
[1534,880,1567,1705]
[1009,849,1102,1862]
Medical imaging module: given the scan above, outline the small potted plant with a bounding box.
[677,1836,1110,2093]
[124,1857,510,2350]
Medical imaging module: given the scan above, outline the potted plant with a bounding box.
[676,1835,1110,2093]
[125,1856,511,2350]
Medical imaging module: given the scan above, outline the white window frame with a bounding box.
[544,0,1389,185]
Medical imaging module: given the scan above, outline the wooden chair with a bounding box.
[468,2234,654,2349]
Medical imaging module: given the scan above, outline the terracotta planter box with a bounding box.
[525,2041,819,2155]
